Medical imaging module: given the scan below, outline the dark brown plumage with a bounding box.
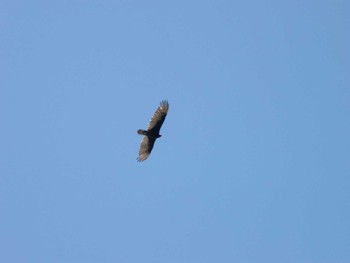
[137,100,169,162]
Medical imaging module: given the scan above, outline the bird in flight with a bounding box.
[137,100,169,162]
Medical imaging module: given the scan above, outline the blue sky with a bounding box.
[1,1,349,262]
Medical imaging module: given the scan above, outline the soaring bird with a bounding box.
[137,100,169,162]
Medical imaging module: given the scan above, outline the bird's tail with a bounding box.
[137,129,147,135]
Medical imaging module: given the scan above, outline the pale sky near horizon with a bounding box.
[1,1,350,262]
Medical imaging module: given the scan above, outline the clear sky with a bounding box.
[1,1,349,262]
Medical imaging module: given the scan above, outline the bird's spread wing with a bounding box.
[147,100,169,133]
[137,136,156,162]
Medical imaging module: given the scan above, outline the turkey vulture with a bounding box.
[137,100,169,162]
